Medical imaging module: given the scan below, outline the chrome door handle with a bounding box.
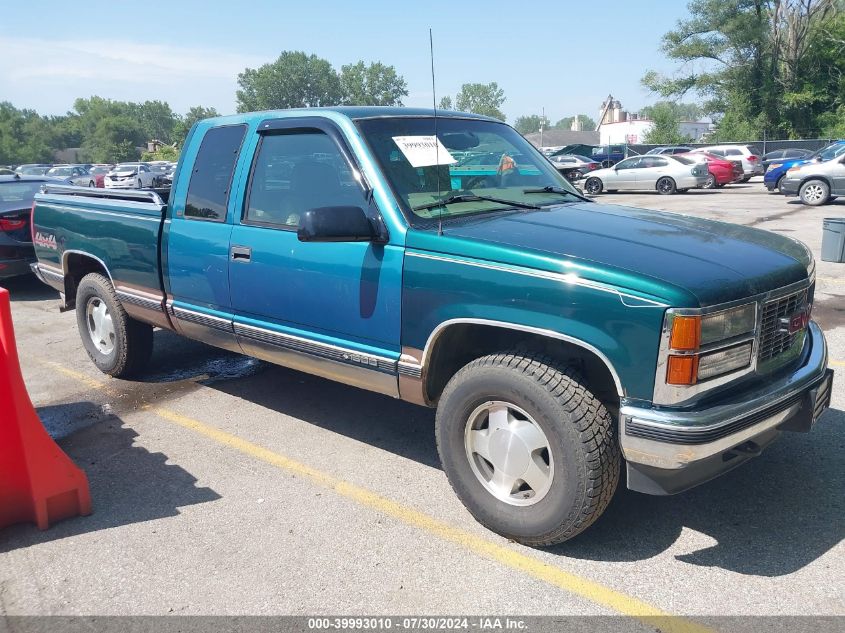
[230,246,252,262]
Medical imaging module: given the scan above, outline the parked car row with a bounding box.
[3,161,178,190]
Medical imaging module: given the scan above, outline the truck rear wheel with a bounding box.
[435,352,620,546]
[75,273,153,378]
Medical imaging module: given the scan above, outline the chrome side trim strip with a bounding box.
[172,306,233,332]
[421,318,624,397]
[397,360,423,379]
[406,251,669,308]
[234,322,398,376]
[116,288,164,313]
[34,263,64,284]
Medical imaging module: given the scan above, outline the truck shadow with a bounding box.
[0,402,220,553]
[557,406,845,576]
[132,333,844,577]
[1,274,59,302]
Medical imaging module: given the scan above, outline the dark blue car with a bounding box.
[764,141,845,192]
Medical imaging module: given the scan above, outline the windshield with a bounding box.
[356,117,579,223]
[669,155,695,165]
[19,166,50,175]
[814,143,845,161]
[0,181,43,212]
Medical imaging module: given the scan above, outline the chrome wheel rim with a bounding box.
[705,174,715,189]
[464,401,554,506]
[803,183,825,203]
[86,297,115,355]
[658,178,673,193]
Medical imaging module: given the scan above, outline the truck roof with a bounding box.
[203,106,500,126]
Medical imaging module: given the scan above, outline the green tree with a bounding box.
[438,96,453,110]
[454,82,506,120]
[642,103,691,144]
[141,145,180,162]
[174,106,220,143]
[0,102,55,164]
[82,115,145,163]
[236,51,342,112]
[137,100,177,143]
[339,61,408,106]
[553,114,597,131]
[514,115,546,135]
[643,0,842,139]
[640,101,703,122]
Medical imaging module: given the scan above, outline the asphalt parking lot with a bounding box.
[1,179,843,626]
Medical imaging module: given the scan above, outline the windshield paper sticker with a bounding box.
[392,136,457,168]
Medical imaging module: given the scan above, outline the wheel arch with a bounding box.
[799,174,833,190]
[420,319,623,411]
[61,250,113,309]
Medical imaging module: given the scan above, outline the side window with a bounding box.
[185,124,247,221]
[244,130,364,230]
[616,157,640,170]
[726,149,741,156]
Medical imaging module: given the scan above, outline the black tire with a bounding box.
[702,173,717,189]
[137,178,143,189]
[656,176,676,195]
[75,272,153,378]
[435,352,620,546]
[740,176,752,183]
[799,179,830,206]
[88,180,95,188]
[775,175,785,193]
[584,177,603,195]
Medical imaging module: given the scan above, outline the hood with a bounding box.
[406,202,810,307]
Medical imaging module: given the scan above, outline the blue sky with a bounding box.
[0,1,694,123]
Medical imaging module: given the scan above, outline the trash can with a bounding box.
[821,218,845,263]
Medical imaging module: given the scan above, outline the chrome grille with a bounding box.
[758,287,809,362]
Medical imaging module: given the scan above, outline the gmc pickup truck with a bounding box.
[31,107,833,546]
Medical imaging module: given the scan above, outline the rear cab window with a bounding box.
[184,124,248,221]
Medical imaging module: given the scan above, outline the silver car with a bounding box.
[780,154,845,206]
[583,154,709,195]
[45,165,96,187]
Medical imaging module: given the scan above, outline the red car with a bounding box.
[680,152,742,189]
[88,165,112,188]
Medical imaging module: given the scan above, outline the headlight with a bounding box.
[664,303,757,385]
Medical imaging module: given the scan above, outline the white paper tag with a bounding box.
[392,136,457,168]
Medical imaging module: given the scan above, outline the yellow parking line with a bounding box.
[831,360,845,367]
[40,359,713,633]
[816,277,844,284]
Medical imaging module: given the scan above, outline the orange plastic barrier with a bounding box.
[0,286,91,530]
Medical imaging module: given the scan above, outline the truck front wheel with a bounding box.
[435,352,620,546]
[75,273,153,378]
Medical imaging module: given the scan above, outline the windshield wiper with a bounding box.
[523,186,589,202]
[412,193,540,213]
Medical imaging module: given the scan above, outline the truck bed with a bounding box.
[32,185,170,327]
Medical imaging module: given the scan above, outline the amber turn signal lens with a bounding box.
[670,315,701,350]
[666,355,698,385]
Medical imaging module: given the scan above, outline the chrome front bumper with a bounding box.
[621,321,831,494]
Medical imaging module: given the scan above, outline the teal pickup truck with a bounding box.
[31,107,833,545]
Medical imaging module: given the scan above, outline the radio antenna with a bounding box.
[429,28,443,236]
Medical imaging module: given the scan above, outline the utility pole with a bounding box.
[539,107,546,148]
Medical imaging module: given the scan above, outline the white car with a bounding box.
[694,145,763,180]
[104,163,157,189]
[582,154,709,195]
[45,165,95,187]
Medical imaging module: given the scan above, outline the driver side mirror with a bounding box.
[297,206,379,243]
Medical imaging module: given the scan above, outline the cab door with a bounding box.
[227,117,403,396]
[165,123,248,353]
[608,157,641,189]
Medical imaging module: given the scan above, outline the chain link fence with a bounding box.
[626,138,837,156]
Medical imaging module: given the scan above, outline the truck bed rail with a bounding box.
[39,184,168,206]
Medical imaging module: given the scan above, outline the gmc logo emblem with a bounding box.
[779,306,811,334]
